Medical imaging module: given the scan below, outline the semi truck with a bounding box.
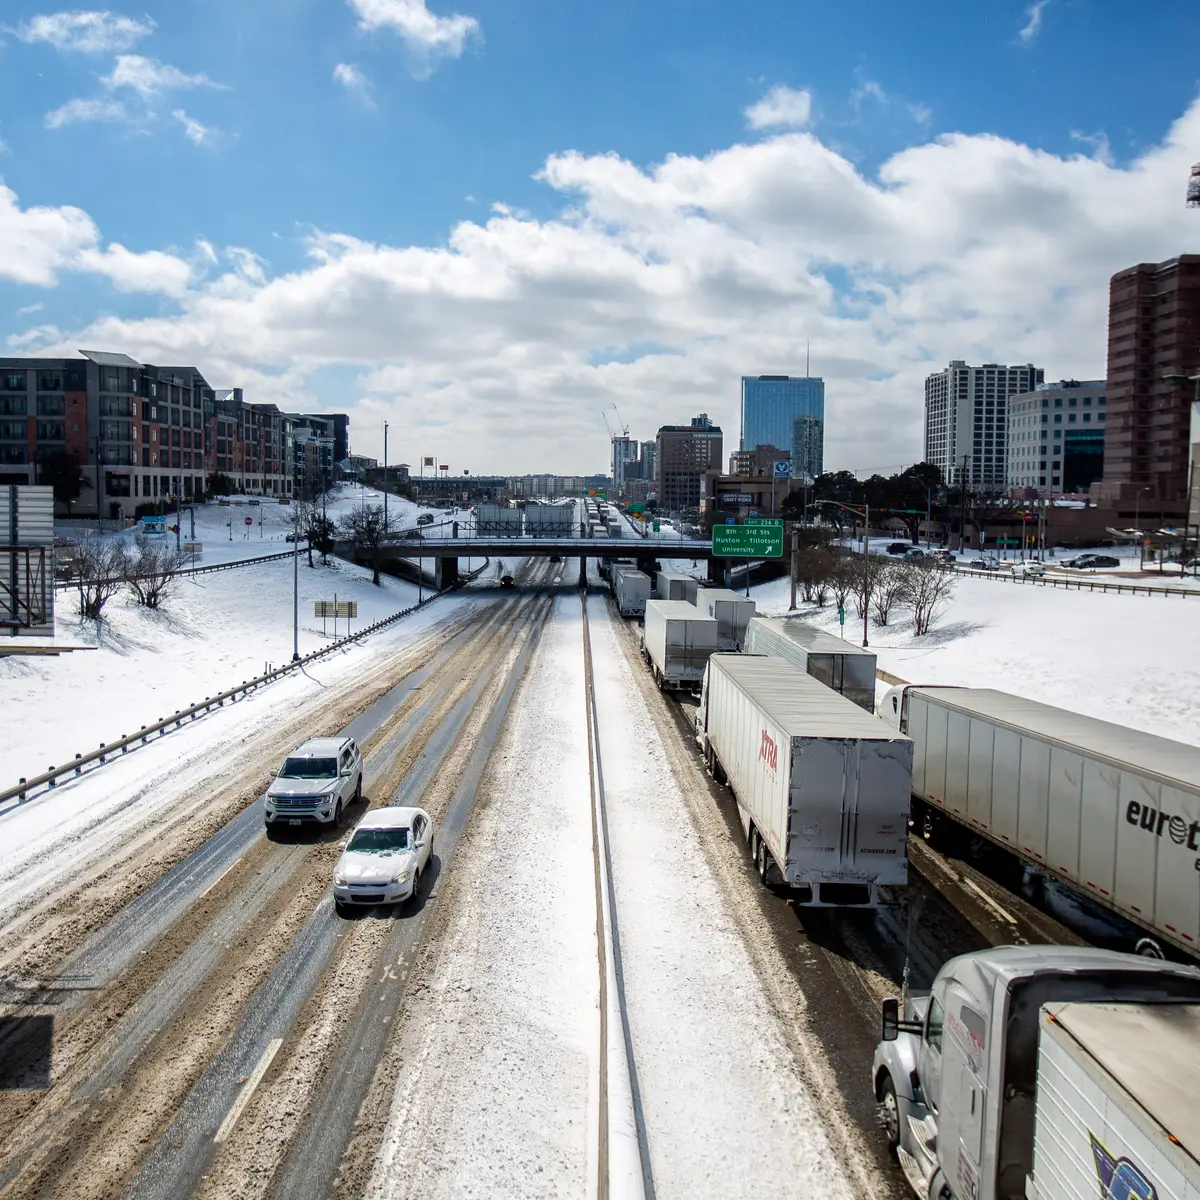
[880,684,1200,961]
[641,600,717,690]
[612,568,651,617]
[696,653,911,906]
[656,570,698,604]
[872,944,1200,1200]
[693,586,756,650]
[743,616,877,712]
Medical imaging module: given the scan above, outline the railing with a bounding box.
[53,546,306,592]
[1,558,489,814]
[950,563,1200,598]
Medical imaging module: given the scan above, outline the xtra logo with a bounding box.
[1090,1131,1158,1200]
[758,729,778,774]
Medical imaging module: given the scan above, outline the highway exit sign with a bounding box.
[712,524,784,558]
[746,517,784,527]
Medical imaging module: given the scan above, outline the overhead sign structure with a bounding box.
[712,524,784,558]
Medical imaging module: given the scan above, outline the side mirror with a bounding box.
[881,997,900,1042]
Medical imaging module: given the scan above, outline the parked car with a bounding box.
[930,552,955,566]
[333,806,433,913]
[1088,555,1121,568]
[1065,553,1120,569]
[416,513,435,526]
[885,542,911,556]
[265,737,363,831]
[285,532,301,543]
[903,548,928,562]
[397,528,422,540]
[964,556,1002,571]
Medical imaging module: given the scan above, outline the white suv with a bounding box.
[265,737,363,831]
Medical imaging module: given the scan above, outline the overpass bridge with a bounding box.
[374,535,721,588]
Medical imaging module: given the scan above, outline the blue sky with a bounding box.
[1,0,1198,472]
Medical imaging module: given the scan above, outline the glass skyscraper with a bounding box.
[740,375,824,483]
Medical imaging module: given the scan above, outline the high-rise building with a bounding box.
[1006,380,1107,496]
[730,445,789,477]
[924,361,1044,488]
[611,435,638,489]
[1095,255,1200,502]
[740,376,824,482]
[656,415,723,511]
[639,439,657,483]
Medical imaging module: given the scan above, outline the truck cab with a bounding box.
[873,946,1200,1200]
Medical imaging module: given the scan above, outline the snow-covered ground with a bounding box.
[3,544,454,791]
[749,571,1200,747]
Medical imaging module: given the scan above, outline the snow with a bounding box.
[367,589,599,1199]
[748,569,1200,748]
[586,595,852,1198]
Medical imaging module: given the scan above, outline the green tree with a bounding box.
[207,471,234,497]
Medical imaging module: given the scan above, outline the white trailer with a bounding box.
[698,654,911,906]
[1029,1001,1200,1200]
[641,600,717,690]
[743,616,877,712]
[607,520,624,539]
[881,685,1200,960]
[656,569,697,604]
[613,568,651,617]
[694,587,756,650]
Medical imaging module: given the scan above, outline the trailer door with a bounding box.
[849,741,911,886]
[790,738,849,882]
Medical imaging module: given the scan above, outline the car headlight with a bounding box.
[391,869,412,884]
[334,870,347,885]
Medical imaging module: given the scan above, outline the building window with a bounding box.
[100,395,132,417]
[38,371,64,391]
[1,371,26,391]
[1069,414,1077,423]
[0,396,28,416]
[1099,413,1106,422]
[1054,415,1061,424]
[36,421,65,441]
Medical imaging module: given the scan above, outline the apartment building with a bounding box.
[656,414,723,511]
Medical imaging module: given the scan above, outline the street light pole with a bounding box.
[292,507,300,661]
[383,420,388,532]
[862,501,870,649]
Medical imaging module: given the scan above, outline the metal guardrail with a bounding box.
[951,564,1200,598]
[1,558,489,814]
[53,546,306,592]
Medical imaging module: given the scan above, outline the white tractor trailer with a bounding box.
[698,653,912,906]
[880,684,1200,961]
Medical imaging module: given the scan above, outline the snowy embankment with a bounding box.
[750,572,1200,747]
[4,549,429,788]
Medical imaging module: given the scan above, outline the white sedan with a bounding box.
[333,806,433,913]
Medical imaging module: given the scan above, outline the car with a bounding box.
[965,557,1001,571]
[1012,560,1045,577]
[500,574,515,587]
[886,542,911,556]
[333,806,433,913]
[904,548,928,561]
[285,532,301,543]
[397,528,423,540]
[416,513,435,526]
[1088,555,1120,568]
[549,555,561,563]
[264,737,363,830]
[930,552,956,566]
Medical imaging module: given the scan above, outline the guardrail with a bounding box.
[951,563,1200,598]
[1,558,489,814]
[54,546,306,592]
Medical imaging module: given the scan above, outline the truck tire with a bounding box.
[878,1072,901,1154]
[756,839,769,885]
[334,799,343,826]
[1135,936,1165,959]
[355,774,363,803]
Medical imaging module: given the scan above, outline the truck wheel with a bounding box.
[756,840,769,885]
[355,774,363,803]
[334,800,343,826]
[1135,936,1165,959]
[879,1073,901,1153]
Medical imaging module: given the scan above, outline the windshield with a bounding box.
[347,828,410,853]
[279,757,338,780]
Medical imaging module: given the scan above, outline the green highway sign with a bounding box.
[628,502,646,514]
[712,524,784,558]
[746,517,784,527]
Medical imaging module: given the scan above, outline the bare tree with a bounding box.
[872,561,910,626]
[851,552,886,620]
[74,538,129,620]
[340,504,392,585]
[903,561,956,636]
[125,535,186,609]
[829,553,856,613]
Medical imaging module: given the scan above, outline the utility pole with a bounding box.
[958,456,968,552]
[788,527,798,610]
[176,489,182,552]
[925,486,932,550]
[292,505,300,661]
[862,500,870,649]
[383,420,389,532]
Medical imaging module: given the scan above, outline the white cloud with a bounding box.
[17,302,45,315]
[347,0,479,77]
[172,108,213,144]
[1018,0,1050,43]
[44,96,127,128]
[333,61,370,99]
[744,85,813,131]
[102,54,224,97]
[10,96,1200,474]
[11,9,155,53]
[852,78,932,126]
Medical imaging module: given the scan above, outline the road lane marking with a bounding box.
[213,1037,282,1145]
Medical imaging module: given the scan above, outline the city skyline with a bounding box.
[0,3,1197,475]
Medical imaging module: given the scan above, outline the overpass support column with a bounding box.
[579,556,587,588]
[435,556,460,589]
[707,556,724,584]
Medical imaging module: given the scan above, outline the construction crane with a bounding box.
[601,410,617,439]
[611,403,629,437]
[1188,162,1200,208]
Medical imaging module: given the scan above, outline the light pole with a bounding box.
[812,498,871,647]
[292,505,300,661]
[1135,486,1150,569]
[383,420,388,532]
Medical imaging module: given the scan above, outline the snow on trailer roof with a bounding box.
[911,687,1200,794]
[746,616,873,658]
[1047,1001,1200,1162]
[711,654,904,741]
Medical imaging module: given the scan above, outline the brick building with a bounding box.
[656,415,723,512]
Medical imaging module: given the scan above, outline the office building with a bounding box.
[1094,255,1200,502]
[924,361,1044,488]
[730,445,789,477]
[639,439,657,483]
[740,375,824,483]
[1007,380,1107,496]
[656,415,723,511]
[611,435,638,490]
